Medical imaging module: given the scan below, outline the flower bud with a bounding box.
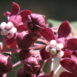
[17,68,35,77]
[23,55,40,74]
[0,54,12,74]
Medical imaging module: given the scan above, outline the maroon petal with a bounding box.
[11,2,20,15]
[59,71,76,77]
[19,10,32,22]
[66,38,77,50]
[63,50,72,58]
[17,32,39,49]
[3,37,18,49]
[40,28,55,41]
[40,48,50,60]
[60,58,77,72]
[58,21,71,38]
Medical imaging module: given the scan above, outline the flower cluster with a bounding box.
[0,2,77,77]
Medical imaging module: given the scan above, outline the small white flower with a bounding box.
[9,27,17,34]
[0,22,7,30]
[50,40,57,47]
[7,27,17,39]
[56,43,64,50]
[57,50,64,58]
[6,22,14,29]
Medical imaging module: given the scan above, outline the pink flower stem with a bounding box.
[37,38,49,44]
[54,64,61,75]
[13,61,21,68]
[51,58,54,71]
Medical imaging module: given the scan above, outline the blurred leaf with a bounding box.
[43,60,51,73]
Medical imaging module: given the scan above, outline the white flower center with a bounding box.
[57,50,64,58]
[50,40,57,47]
[56,43,64,50]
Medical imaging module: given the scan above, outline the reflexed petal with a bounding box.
[66,38,77,50]
[59,71,75,77]
[19,10,32,22]
[11,2,20,15]
[40,48,50,60]
[40,28,55,41]
[58,21,71,38]
[60,58,77,72]
[63,50,72,58]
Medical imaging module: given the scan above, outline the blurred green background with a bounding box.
[0,0,77,77]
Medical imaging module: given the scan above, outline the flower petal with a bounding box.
[11,2,20,15]
[31,13,47,28]
[40,28,55,41]
[19,10,32,22]
[60,58,77,72]
[58,21,71,38]
[3,37,18,49]
[40,48,50,60]
[66,38,77,50]
[59,71,75,77]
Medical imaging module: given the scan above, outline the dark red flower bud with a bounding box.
[23,55,40,74]
[17,68,36,77]
[17,32,39,49]
[0,54,12,74]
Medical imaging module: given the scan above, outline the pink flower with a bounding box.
[4,2,32,31]
[40,21,71,60]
